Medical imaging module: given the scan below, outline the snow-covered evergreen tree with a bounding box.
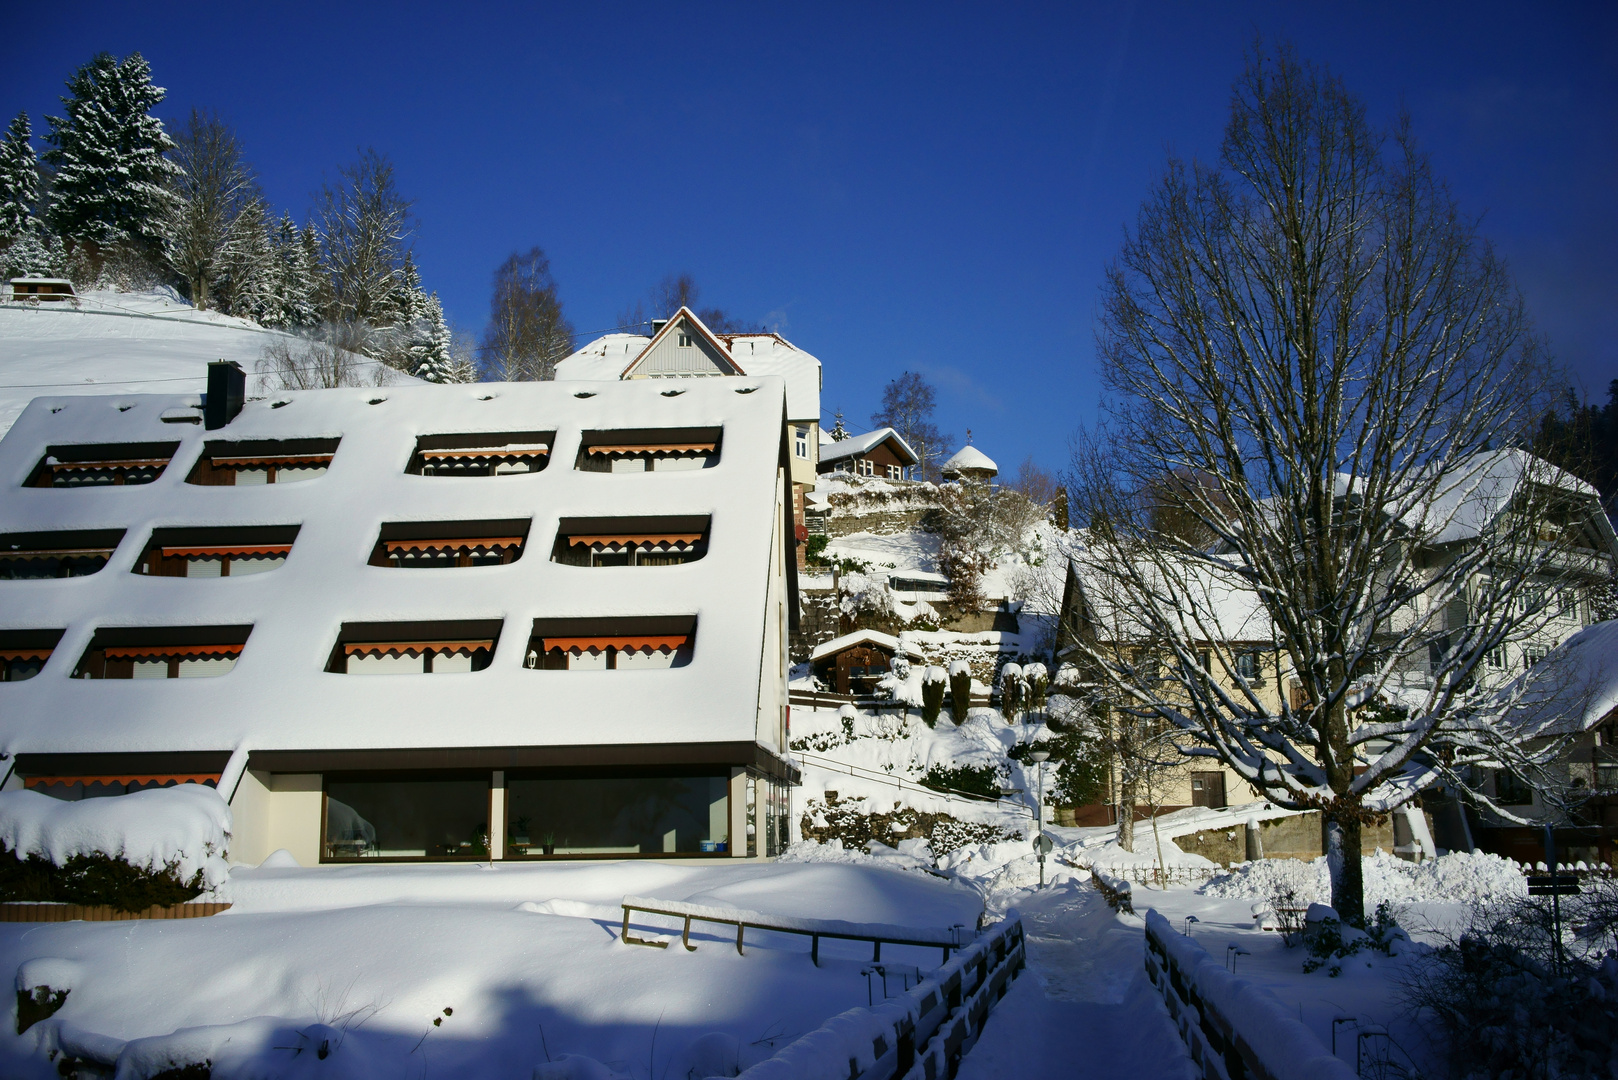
[214,197,275,320]
[0,112,40,239]
[409,293,459,382]
[0,223,67,280]
[829,411,850,441]
[389,254,430,328]
[43,53,180,253]
[261,214,318,329]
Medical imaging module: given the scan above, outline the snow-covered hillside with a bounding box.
[0,290,411,436]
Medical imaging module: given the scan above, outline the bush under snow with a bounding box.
[0,784,232,893]
[1201,850,1528,909]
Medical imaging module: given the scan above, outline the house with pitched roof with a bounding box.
[817,427,918,481]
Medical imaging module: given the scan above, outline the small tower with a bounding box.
[941,435,999,482]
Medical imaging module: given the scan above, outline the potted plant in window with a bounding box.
[541,831,556,857]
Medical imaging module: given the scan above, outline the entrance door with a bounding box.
[1190,771,1226,809]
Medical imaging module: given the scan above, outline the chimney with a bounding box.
[650,319,669,337]
[204,360,245,430]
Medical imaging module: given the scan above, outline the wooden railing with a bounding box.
[735,915,1026,1080]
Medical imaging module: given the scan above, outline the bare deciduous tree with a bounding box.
[162,110,262,311]
[1064,44,1603,922]
[617,272,758,335]
[314,149,413,325]
[481,247,574,381]
[873,372,953,481]
[256,322,400,391]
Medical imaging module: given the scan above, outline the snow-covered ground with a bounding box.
[0,859,984,1079]
[0,290,412,437]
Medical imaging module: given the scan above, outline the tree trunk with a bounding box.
[1324,814,1365,925]
[1117,775,1137,852]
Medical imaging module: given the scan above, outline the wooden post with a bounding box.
[682,915,694,951]
[736,923,745,956]
[621,907,631,944]
[811,934,820,966]
[873,940,881,961]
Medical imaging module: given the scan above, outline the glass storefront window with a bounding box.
[505,774,728,857]
[323,775,490,860]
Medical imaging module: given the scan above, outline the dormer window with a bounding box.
[0,630,63,682]
[575,427,721,474]
[551,516,709,567]
[26,442,179,488]
[73,626,252,679]
[327,620,502,674]
[0,529,124,579]
[525,616,695,671]
[136,526,298,578]
[407,432,554,477]
[188,438,339,485]
[369,519,530,569]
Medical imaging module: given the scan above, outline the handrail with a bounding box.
[792,751,1028,811]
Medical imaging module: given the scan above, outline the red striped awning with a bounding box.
[50,459,169,472]
[543,635,688,653]
[210,455,333,467]
[26,774,219,788]
[344,640,494,658]
[566,533,701,549]
[383,537,523,553]
[160,545,293,558]
[0,649,52,662]
[103,643,244,660]
[418,447,548,460]
[586,443,714,456]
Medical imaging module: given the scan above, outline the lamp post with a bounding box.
[1028,750,1050,887]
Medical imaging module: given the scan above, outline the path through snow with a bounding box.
[959,881,1196,1080]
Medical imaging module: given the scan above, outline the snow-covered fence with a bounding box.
[1088,863,1221,888]
[1088,867,1134,914]
[734,915,1026,1080]
[1144,909,1356,1080]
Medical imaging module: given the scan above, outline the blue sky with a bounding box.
[5,3,1614,474]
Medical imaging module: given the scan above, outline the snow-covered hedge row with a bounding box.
[0,785,232,893]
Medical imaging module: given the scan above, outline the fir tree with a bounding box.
[389,254,430,328]
[409,294,457,382]
[0,112,40,239]
[0,224,67,280]
[43,53,180,255]
[214,198,275,320]
[829,411,850,440]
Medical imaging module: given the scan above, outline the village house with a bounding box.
[808,629,925,696]
[0,362,799,864]
[555,307,822,562]
[816,427,918,481]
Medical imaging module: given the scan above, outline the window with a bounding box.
[576,427,722,473]
[857,458,874,477]
[73,626,252,679]
[0,630,62,682]
[324,774,491,860]
[886,464,903,480]
[27,442,179,488]
[1485,645,1508,670]
[407,431,553,477]
[136,526,299,578]
[1495,769,1534,806]
[370,519,530,569]
[327,620,502,674]
[0,529,123,579]
[525,616,696,671]
[1516,585,1547,615]
[1524,646,1548,669]
[795,425,809,459]
[1234,650,1263,684]
[505,772,728,856]
[187,438,339,486]
[677,333,694,348]
[551,516,710,568]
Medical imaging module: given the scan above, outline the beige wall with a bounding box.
[228,770,322,867]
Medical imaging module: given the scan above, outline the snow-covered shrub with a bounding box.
[1024,662,1049,711]
[797,794,1015,857]
[948,660,972,725]
[0,786,230,910]
[920,666,947,727]
[918,763,1002,801]
[1299,901,1406,975]
[999,662,1025,723]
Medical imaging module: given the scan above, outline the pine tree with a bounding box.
[389,254,430,328]
[43,52,180,254]
[0,224,66,280]
[0,112,40,239]
[214,197,275,320]
[299,223,334,320]
[409,293,457,382]
[829,411,850,440]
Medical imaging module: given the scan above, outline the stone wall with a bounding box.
[1175,811,1406,867]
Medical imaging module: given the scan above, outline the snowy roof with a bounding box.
[1496,620,1618,738]
[1063,555,1275,645]
[817,427,918,467]
[557,312,822,424]
[0,376,791,758]
[1407,449,1612,549]
[809,629,924,664]
[941,445,997,476]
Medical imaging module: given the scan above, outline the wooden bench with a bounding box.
[619,895,966,966]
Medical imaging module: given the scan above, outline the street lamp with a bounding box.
[1028,750,1050,887]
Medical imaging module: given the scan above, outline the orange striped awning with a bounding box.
[567,533,701,549]
[26,774,218,789]
[344,640,494,658]
[543,635,688,653]
[0,649,52,662]
[210,455,333,467]
[50,459,169,471]
[103,643,244,660]
[419,447,548,460]
[586,443,714,456]
[160,545,293,558]
[384,537,523,553]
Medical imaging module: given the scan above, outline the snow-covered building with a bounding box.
[0,363,799,864]
[809,629,924,695]
[941,444,998,482]
[556,307,822,558]
[817,427,918,481]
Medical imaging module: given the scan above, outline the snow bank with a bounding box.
[0,785,231,889]
[1201,850,1528,908]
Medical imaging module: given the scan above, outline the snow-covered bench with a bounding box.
[619,895,969,966]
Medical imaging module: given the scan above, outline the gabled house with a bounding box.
[556,307,822,560]
[0,363,799,863]
[817,427,918,481]
[809,629,925,695]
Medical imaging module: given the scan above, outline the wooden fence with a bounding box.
[0,901,231,922]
